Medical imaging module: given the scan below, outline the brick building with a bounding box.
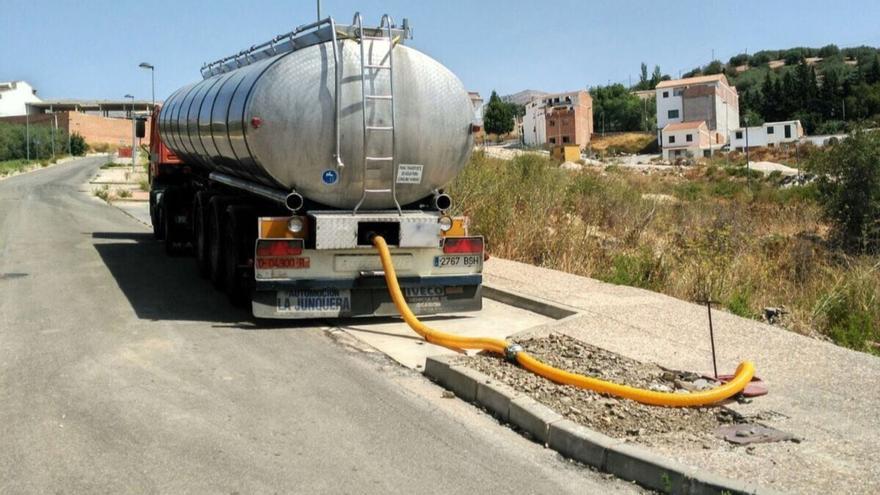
[522,90,593,149]
[0,111,152,147]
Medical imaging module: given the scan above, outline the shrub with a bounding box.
[69,132,88,156]
[810,129,880,253]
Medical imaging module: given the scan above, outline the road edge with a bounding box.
[424,354,783,495]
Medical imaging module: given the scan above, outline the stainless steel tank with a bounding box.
[158,38,474,209]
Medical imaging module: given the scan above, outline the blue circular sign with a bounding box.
[322,169,338,185]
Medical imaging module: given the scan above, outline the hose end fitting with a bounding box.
[504,344,523,362]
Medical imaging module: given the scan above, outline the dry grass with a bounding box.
[590,132,657,154]
[447,152,880,354]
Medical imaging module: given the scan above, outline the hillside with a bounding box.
[679,45,880,133]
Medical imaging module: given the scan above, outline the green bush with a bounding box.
[810,129,880,253]
[727,288,756,318]
[599,248,667,291]
[69,132,88,156]
[813,267,880,353]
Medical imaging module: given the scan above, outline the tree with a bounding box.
[728,53,749,67]
[650,65,663,87]
[590,84,652,132]
[704,60,723,75]
[483,91,514,135]
[810,129,880,253]
[69,132,88,156]
[866,54,880,85]
[818,44,840,58]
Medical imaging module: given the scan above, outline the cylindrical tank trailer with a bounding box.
[158,32,474,210]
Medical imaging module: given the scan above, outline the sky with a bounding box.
[3,0,880,103]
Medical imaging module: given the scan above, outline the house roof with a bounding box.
[663,121,706,132]
[656,74,728,89]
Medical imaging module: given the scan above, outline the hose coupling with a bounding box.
[504,344,523,362]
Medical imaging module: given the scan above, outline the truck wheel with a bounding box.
[208,197,227,290]
[193,191,212,278]
[223,206,255,307]
[163,189,186,256]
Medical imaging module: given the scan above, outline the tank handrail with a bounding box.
[200,14,411,78]
[330,18,344,169]
[201,16,337,77]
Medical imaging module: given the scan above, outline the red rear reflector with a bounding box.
[256,239,303,257]
[443,237,484,254]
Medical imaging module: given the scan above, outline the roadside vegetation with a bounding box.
[0,121,87,176]
[447,137,880,355]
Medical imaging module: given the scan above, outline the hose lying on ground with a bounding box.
[372,235,756,407]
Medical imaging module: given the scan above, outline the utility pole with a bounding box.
[51,108,56,159]
[316,0,321,21]
[25,104,30,162]
[125,94,136,173]
[744,116,751,190]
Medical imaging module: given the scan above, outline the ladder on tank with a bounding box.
[352,13,402,215]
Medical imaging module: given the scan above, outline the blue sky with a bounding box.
[3,0,880,102]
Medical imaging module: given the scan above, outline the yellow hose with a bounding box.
[372,235,756,407]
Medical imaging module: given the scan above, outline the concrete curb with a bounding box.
[424,354,782,495]
[482,285,579,320]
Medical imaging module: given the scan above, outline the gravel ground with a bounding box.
[465,334,742,448]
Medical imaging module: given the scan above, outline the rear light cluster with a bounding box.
[256,239,303,257]
[442,237,484,254]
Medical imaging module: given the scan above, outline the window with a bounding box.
[735,131,743,139]
[667,109,679,119]
[686,134,693,142]
[669,135,676,144]
[767,126,775,135]
[662,91,669,98]
[562,136,570,143]
[673,88,684,96]
[549,137,556,144]
[784,125,791,139]
[549,120,555,127]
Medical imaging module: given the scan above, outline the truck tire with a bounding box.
[207,196,228,290]
[162,188,188,256]
[193,191,213,278]
[223,206,256,307]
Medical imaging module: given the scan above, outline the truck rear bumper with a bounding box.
[251,275,482,319]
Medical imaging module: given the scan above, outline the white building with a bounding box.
[661,121,712,160]
[730,120,804,150]
[655,74,739,150]
[468,91,484,126]
[522,98,548,147]
[522,90,593,148]
[0,81,42,117]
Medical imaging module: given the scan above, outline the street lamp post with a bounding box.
[125,94,136,173]
[138,63,155,108]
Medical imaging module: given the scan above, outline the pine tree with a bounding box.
[867,54,880,85]
[483,91,514,136]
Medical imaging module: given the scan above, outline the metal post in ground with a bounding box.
[705,300,719,379]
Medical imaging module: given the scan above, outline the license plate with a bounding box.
[276,288,351,316]
[433,255,482,268]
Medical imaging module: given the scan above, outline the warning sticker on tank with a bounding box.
[396,164,423,184]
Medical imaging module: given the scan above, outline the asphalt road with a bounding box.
[0,157,641,494]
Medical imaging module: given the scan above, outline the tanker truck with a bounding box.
[146,13,484,319]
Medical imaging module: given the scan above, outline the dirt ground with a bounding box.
[464,333,747,449]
